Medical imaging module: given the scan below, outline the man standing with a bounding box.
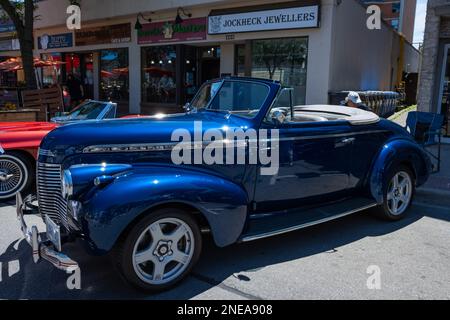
[66,74,84,111]
[345,91,371,111]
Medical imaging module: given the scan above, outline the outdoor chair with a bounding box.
[405,111,444,173]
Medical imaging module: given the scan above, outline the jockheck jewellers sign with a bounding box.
[208,5,319,34]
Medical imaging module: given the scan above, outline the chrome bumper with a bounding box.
[16,192,79,272]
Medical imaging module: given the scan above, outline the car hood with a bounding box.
[40,112,254,162]
[0,121,59,133]
[0,122,59,151]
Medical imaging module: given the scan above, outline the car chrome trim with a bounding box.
[82,131,389,154]
[83,143,177,153]
[276,130,390,142]
[16,192,79,272]
[0,144,4,154]
[240,203,378,242]
[38,148,56,157]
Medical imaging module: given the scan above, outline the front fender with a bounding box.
[369,139,432,203]
[80,166,248,253]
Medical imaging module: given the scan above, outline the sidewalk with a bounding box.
[390,107,450,197]
[419,144,450,194]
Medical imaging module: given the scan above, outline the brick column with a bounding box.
[417,2,441,112]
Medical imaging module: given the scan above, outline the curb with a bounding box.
[415,187,450,208]
[417,187,450,196]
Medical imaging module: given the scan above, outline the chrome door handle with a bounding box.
[335,137,355,148]
[340,138,355,144]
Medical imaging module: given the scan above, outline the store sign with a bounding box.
[138,18,207,44]
[0,19,15,33]
[0,39,19,51]
[75,23,131,46]
[208,5,319,34]
[38,33,73,50]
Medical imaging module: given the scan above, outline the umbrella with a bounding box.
[0,57,66,71]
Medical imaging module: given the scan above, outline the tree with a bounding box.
[0,0,36,89]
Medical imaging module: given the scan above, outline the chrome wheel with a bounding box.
[0,155,28,199]
[132,217,195,285]
[387,171,412,216]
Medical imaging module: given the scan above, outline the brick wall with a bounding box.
[440,17,450,38]
[417,1,443,112]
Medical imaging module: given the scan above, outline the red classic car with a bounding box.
[0,100,123,200]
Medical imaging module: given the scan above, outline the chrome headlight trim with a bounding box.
[61,169,73,198]
[38,148,56,157]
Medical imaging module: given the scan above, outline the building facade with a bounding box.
[29,0,419,115]
[0,18,22,87]
[417,0,450,138]
[361,0,417,43]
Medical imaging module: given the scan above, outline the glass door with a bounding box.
[64,53,94,100]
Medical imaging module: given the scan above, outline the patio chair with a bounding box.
[405,111,444,173]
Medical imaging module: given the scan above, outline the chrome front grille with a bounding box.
[37,162,69,228]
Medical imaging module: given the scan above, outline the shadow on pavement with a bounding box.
[0,200,15,208]
[0,205,446,300]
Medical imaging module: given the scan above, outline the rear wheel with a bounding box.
[113,208,202,292]
[0,152,34,201]
[376,165,415,221]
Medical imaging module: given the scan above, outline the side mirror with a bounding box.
[271,110,286,126]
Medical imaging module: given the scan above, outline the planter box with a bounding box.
[0,109,40,122]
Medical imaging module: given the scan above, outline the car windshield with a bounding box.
[66,101,108,120]
[190,80,270,118]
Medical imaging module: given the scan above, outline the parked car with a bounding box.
[0,100,118,200]
[17,77,432,292]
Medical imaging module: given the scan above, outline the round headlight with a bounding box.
[61,169,73,198]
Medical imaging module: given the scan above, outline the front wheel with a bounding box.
[376,165,415,221]
[113,208,202,292]
[0,152,34,201]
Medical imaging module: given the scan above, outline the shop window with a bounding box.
[200,46,220,59]
[99,49,129,102]
[41,53,62,86]
[235,44,246,77]
[251,37,308,105]
[184,46,198,102]
[142,46,177,104]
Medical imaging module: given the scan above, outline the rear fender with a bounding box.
[369,139,432,203]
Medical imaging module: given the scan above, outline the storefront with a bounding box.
[138,17,221,113]
[33,0,417,116]
[0,19,22,87]
[36,23,131,112]
[135,2,317,113]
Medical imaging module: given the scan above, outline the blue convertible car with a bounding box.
[17,77,431,291]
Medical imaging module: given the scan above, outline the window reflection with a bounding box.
[251,37,308,105]
[99,49,129,102]
[142,46,177,104]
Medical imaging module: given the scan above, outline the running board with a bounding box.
[240,197,378,242]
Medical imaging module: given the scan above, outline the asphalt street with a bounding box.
[0,190,449,300]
